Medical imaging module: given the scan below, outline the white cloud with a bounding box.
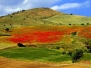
[5,7,21,13]
[22,0,61,8]
[51,3,80,10]
[51,0,91,10]
[23,0,29,4]
[0,0,61,16]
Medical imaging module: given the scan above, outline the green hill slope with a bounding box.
[0,7,91,28]
[0,8,61,27]
[45,14,91,25]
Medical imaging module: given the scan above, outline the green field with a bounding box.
[0,47,91,62]
[0,47,71,62]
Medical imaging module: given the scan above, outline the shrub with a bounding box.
[62,51,66,55]
[70,13,73,15]
[81,23,84,25]
[10,16,13,18]
[69,24,71,25]
[87,23,89,25]
[22,10,25,12]
[17,43,26,47]
[67,51,72,56]
[85,45,91,53]
[84,39,91,53]
[71,32,77,36]
[72,49,83,63]
[56,46,60,50]
[5,28,9,31]
[23,18,26,20]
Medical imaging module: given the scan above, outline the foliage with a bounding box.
[84,39,91,53]
[71,32,77,36]
[70,13,73,15]
[72,49,83,63]
[87,23,89,25]
[62,51,66,55]
[69,24,71,25]
[81,23,84,25]
[17,43,26,47]
[5,28,9,31]
[67,51,72,56]
[56,46,60,50]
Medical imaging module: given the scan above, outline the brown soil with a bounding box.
[0,57,91,68]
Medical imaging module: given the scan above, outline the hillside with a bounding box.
[0,7,91,28]
[0,8,61,27]
[46,14,91,25]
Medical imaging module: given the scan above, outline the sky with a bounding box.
[0,0,91,17]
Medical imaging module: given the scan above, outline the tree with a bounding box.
[72,49,83,63]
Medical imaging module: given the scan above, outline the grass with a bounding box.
[0,47,71,62]
[0,8,60,28]
[0,8,91,29]
[46,14,91,25]
[0,42,16,49]
[82,53,91,61]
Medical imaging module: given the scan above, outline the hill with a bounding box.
[0,7,91,28]
[0,8,61,28]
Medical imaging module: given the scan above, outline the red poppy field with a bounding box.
[1,26,89,44]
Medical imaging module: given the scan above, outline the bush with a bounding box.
[84,39,91,53]
[56,46,60,50]
[87,23,89,25]
[67,51,72,56]
[81,23,84,25]
[17,43,26,47]
[72,49,83,63]
[71,32,77,36]
[69,24,71,25]
[70,13,73,15]
[62,51,66,55]
[5,28,9,31]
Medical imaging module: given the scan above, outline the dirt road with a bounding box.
[0,57,91,68]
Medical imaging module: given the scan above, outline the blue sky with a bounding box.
[0,0,91,17]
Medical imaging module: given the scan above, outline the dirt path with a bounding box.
[0,57,91,68]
